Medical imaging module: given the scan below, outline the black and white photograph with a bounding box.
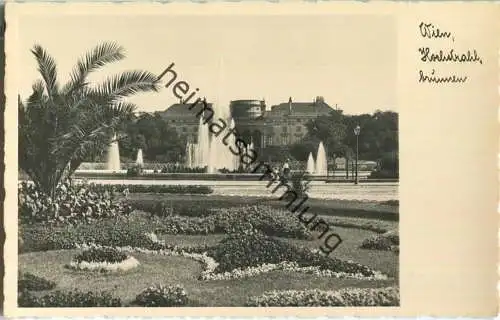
[14,9,399,308]
[5,1,498,317]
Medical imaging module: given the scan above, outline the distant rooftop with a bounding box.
[268,96,334,115]
[161,100,214,119]
[161,96,335,118]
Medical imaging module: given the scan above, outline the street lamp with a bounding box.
[354,125,361,185]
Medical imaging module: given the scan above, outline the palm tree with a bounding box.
[19,42,161,198]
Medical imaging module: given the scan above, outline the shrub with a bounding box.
[161,165,205,173]
[18,181,133,224]
[73,247,128,263]
[135,284,188,307]
[360,229,399,251]
[207,233,374,276]
[245,287,399,307]
[18,272,56,291]
[18,289,122,307]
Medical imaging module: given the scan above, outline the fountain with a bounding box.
[307,152,315,174]
[315,142,327,176]
[184,103,243,173]
[136,148,144,167]
[197,115,210,170]
[185,142,195,168]
[229,118,240,171]
[106,134,121,172]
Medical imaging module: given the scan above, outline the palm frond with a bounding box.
[31,44,59,98]
[63,42,126,95]
[103,101,137,121]
[26,79,46,106]
[93,70,160,102]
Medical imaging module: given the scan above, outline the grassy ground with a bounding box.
[19,226,398,306]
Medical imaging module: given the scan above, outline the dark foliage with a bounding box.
[129,198,238,217]
[126,165,143,177]
[73,247,128,263]
[161,165,206,173]
[155,205,312,239]
[135,284,188,307]
[97,184,213,195]
[19,214,167,253]
[207,233,375,276]
[18,181,133,225]
[18,289,122,307]
[18,273,56,291]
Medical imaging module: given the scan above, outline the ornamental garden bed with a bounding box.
[19,222,398,306]
[65,247,140,273]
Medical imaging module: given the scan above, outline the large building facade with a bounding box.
[158,96,335,150]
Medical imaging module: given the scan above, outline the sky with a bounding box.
[17,14,397,115]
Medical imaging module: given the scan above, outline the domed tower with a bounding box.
[229,99,266,150]
[229,99,265,119]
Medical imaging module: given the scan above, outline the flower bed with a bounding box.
[90,184,213,195]
[360,229,399,251]
[245,287,399,306]
[65,247,140,272]
[135,284,188,307]
[206,233,379,277]
[19,214,166,253]
[18,181,132,224]
[66,256,140,272]
[75,230,388,282]
[129,199,236,217]
[18,272,56,291]
[156,205,313,240]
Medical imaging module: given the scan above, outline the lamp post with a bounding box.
[354,125,361,185]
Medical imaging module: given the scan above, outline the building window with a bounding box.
[296,126,302,132]
[267,136,273,145]
[282,126,288,133]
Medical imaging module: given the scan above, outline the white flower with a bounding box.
[67,255,140,272]
[74,243,388,281]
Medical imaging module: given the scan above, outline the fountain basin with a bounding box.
[73,170,378,181]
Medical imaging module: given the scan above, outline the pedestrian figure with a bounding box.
[282,158,291,182]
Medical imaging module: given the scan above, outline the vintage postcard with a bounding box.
[3,1,499,317]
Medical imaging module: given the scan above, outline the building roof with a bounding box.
[160,101,214,119]
[161,98,334,119]
[269,99,333,115]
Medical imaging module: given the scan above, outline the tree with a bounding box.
[342,111,398,160]
[131,112,185,162]
[19,42,161,198]
[289,110,347,162]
